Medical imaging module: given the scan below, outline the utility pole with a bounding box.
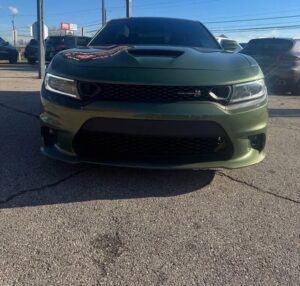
[102,0,106,27]
[11,15,16,47]
[126,0,132,18]
[37,0,45,79]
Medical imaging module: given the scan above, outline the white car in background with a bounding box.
[216,37,243,53]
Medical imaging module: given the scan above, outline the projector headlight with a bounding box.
[230,79,267,104]
[45,73,79,99]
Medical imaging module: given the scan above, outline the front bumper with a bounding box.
[40,88,268,169]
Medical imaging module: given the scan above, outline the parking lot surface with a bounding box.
[0,64,299,285]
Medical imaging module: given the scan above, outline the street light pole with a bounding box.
[37,0,45,79]
[126,0,132,18]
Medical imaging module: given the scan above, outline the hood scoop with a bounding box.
[127,49,184,58]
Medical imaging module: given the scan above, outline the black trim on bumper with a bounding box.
[72,119,234,164]
[79,118,228,137]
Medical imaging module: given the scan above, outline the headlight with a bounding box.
[45,73,79,99]
[230,79,266,104]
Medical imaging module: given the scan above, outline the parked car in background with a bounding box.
[24,39,38,64]
[0,37,18,64]
[45,36,91,61]
[217,37,243,53]
[240,38,300,93]
[41,17,268,169]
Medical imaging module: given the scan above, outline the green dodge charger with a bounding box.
[40,17,268,169]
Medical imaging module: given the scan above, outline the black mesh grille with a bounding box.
[77,82,230,103]
[73,131,233,163]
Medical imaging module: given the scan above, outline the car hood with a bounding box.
[48,45,262,86]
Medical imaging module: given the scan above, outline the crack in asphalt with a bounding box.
[1,166,299,206]
[0,100,299,205]
[216,171,300,204]
[0,102,39,119]
[0,168,93,205]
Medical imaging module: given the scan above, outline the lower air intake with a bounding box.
[73,131,233,164]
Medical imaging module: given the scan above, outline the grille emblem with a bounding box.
[193,90,202,97]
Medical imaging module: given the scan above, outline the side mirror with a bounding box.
[221,44,235,52]
[4,41,10,46]
[220,40,239,53]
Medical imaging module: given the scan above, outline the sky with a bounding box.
[0,0,300,43]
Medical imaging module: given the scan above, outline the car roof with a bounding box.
[216,37,237,41]
[47,35,90,38]
[108,16,202,24]
[250,37,295,41]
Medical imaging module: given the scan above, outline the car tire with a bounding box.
[9,56,18,64]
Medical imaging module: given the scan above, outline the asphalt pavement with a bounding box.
[0,64,299,286]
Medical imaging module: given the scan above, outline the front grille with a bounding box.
[73,131,233,164]
[77,82,230,103]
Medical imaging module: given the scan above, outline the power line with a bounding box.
[83,23,101,28]
[205,14,300,25]
[119,0,221,9]
[15,0,222,16]
[207,20,300,30]
[75,13,300,30]
[113,0,222,10]
[211,24,300,33]
[9,2,300,28]
[197,7,300,21]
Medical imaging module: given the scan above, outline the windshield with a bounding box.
[90,18,220,49]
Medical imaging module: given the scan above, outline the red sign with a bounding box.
[60,23,70,30]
